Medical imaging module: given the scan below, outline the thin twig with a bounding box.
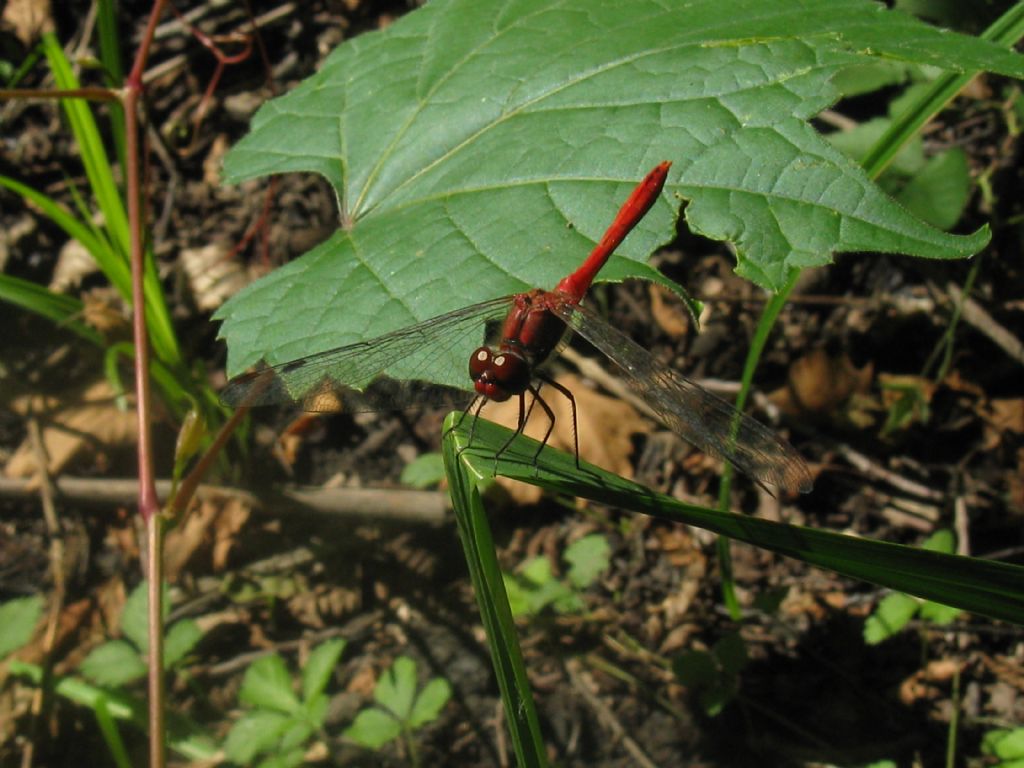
[945,282,1024,366]
[833,443,946,502]
[20,419,64,768]
[0,475,450,526]
[565,659,662,768]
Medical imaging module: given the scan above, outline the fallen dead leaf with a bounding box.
[942,370,985,398]
[81,288,130,336]
[49,238,98,293]
[5,380,137,483]
[482,373,650,504]
[988,399,1024,434]
[180,242,251,312]
[899,659,961,707]
[648,284,690,339]
[878,373,936,409]
[202,134,231,186]
[1,0,53,45]
[164,494,252,581]
[769,348,873,418]
[347,662,380,697]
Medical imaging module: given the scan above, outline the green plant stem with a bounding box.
[168,406,248,517]
[923,257,981,382]
[715,271,799,618]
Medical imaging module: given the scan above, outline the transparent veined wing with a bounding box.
[220,296,514,412]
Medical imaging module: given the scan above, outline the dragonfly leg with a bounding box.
[525,384,557,469]
[449,396,486,461]
[537,374,580,469]
[492,389,529,471]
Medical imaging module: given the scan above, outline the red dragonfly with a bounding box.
[221,163,812,494]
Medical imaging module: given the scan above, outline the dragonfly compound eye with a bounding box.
[469,347,492,379]
[488,353,530,392]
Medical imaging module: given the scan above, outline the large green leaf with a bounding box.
[217,0,1018,380]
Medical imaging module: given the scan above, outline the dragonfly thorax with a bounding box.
[469,346,531,401]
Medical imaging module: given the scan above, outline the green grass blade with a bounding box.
[96,0,126,165]
[93,697,133,768]
[861,3,1024,178]
[0,274,102,345]
[446,416,1024,626]
[40,33,183,371]
[442,416,546,768]
[41,32,129,259]
[0,174,130,294]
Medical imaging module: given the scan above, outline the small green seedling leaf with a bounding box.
[673,633,749,716]
[239,654,302,714]
[865,593,920,644]
[983,727,1024,761]
[224,711,293,764]
[564,534,611,589]
[408,678,452,729]
[163,620,202,668]
[346,656,451,750]
[257,749,306,768]
[301,637,346,704]
[0,595,43,659]
[79,640,147,687]
[865,529,963,643]
[672,650,718,689]
[345,708,402,750]
[374,656,418,720]
[279,720,314,752]
[712,632,749,676]
[400,453,446,488]
[120,581,169,655]
[504,557,579,617]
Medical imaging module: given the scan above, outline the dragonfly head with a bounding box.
[469,346,530,402]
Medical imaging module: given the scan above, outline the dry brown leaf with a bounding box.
[483,373,649,504]
[2,0,53,44]
[0,215,36,272]
[942,370,985,397]
[164,494,252,580]
[81,288,130,336]
[5,380,137,482]
[202,134,231,186]
[769,348,873,417]
[49,238,97,293]
[347,663,379,697]
[989,399,1024,434]
[898,659,960,706]
[648,284,690,339]
[180,242,251,312]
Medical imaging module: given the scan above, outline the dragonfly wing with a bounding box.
[552,301,812,494]
[220,296,514,411]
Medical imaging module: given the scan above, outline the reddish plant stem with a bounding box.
[124,2,169,766]
[169,405,250,517]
